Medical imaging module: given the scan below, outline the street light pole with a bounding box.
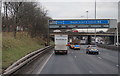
[95,0,97,45]
[117,25,119,47]
[95,0,96,19]
[86,11,88,33]
[86,11,88,19]
[114,28,117,45]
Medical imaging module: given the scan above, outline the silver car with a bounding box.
[86,45,99,55]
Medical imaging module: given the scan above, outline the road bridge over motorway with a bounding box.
[50,32,116,36]
[50,32,119,44]
[48,19,118,45]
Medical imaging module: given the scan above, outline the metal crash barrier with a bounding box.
[2,45,54,75]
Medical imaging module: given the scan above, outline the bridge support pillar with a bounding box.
[109,36,114,44]
[79,36,82,40]
[87,35,92,45]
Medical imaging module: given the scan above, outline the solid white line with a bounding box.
[37,52,53,74]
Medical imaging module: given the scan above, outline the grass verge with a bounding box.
[2,32,45,70]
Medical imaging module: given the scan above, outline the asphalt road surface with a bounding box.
[40,45,118,74]
[16,45,118,74]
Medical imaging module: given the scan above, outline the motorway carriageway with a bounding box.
[16,45,118,74]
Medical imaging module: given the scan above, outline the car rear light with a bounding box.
[66,44,69,46]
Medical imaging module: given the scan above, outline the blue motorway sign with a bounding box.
[49,19,109,25]
[49,19,110,29]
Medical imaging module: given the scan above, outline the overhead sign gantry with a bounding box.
[49,19,117,29]
[48,19,117,45]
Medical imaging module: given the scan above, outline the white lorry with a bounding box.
[54,34,68,54]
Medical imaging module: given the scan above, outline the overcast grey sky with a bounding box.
[38,0,120,32]
[2,0,120,20]
[39,0,120,20]
[1,0,120,32]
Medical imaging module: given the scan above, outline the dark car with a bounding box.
[86,45,99,55]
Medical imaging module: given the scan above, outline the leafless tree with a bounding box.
[2,2,51,39]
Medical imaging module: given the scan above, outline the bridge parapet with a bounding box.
[50,32,116,36]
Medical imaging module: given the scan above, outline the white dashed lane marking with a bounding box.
[89,71,93,74]
[98,57,102,59]
[74,56,77,58]
[116,65,119,67]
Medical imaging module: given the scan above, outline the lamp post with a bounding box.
[86,11,88,33]
[114,28,116,46]
[86,11,88,19]
[95,0,97,45]
[95,0,96,19]
[116,24,119,47]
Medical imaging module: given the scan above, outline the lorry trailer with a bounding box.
[54,34,68,54]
